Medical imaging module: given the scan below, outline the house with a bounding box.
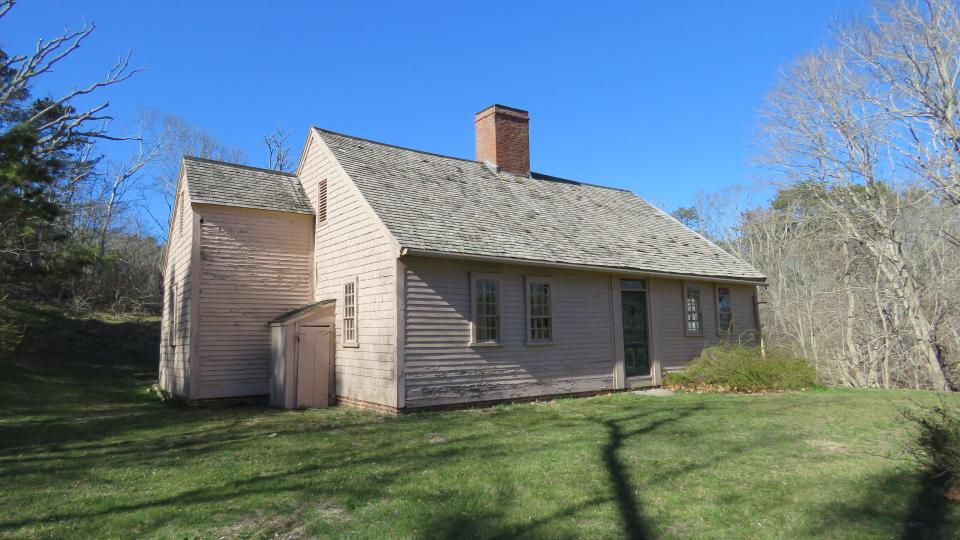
[159,104,766,412]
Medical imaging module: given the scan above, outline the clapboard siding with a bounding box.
[650,279,759,372]
[402,257,615,408]
[300,133,398,407]
[159,186,194,398]
[195,204,313,399]
[730,285,760,345]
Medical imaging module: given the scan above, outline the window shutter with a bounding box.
[317,179,328,223]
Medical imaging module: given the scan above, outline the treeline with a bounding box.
[0,1,267,315]
[675,0,960,391]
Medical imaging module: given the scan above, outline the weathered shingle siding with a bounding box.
[195,204,314,399]
[159,186,194,398]
[300,134,398,407]
[402,257,615,408]
[650,279,759,372]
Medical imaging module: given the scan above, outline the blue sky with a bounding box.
[6,0,864,235]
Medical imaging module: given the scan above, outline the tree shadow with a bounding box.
[593,407,703,540]
[901,469,954,540]
[803,465,959,539]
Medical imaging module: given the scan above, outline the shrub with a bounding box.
[662,344,817,393]
[902,399,960,496]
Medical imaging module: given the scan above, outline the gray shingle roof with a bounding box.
[183,156,313,215]
[316,128,765,282]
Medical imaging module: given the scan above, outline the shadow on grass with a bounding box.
[402,408,705,540]
[0,304,811,538]
[0,398,716,538]
[804,465,958,539]
[0,305,164,450]
[600,413,682,540]
[901,470,955,540]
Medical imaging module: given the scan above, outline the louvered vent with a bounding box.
[317,179,328,223]
[177,197,185,236]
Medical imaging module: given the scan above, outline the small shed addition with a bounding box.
[269,300,336,409]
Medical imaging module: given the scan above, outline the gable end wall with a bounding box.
[159,185,195,398]
[300,134,399,407]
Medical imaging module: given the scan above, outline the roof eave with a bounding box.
[269,299,336,326]
[190,200,315,216]
[398,247,767,286]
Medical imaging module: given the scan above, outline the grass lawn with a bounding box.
[0,304,958,539]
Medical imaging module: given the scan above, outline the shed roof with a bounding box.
[270,299,335,325]
[183,156,313,215]
[314,128,765,282]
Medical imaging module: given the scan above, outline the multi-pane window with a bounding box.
[717,286,733,335]
[472,276,500,344]
[685,283,703,335]
[343,278,357,345]
[526,279,552,343]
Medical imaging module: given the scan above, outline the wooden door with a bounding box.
[622,290,650,377]
[296,326,331,408]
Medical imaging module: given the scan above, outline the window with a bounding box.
[621,279,647,291]
[317,179,328,224]
[526,278,553,344]
[716,286,733,336]
[471,274,500,345]
[684,283,703,335]
[343,277,358,346]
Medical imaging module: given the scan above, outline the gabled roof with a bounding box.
[314,128,765,283]
[183,156,313,215]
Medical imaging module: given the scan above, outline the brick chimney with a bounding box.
[474,104,530,176]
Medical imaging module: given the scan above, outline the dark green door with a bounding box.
[622,290,650,377]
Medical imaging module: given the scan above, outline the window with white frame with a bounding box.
[343,277,358,346]
[716,286,733,335]
[684,283,703,335]
[471,275,500,345]
[526,277,553,343]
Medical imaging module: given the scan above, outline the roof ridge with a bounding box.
[313,127,480,165]
[313,126,635,194]
[529,171,632,193]
[183,155,297,177]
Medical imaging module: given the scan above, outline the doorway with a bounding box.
[621,280,650,378]
[296,326,333,408]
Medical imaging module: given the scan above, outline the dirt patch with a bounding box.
[211,500,349,539]
[425,432,448,444]
[317,501,350,522]
[806,439,848,453]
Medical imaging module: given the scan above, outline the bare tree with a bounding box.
[263,128,292,172]
[0,1,142,152]
[752,0,960,390]
[96,128,164,258]
[838,0,960,206]
[136,110,245,238]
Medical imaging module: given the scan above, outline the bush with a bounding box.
[663,344,817,393]
[902,399,960,496]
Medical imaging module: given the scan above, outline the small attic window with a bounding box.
[317,179,328,224]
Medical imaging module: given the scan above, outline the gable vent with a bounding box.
[317,179,328,223]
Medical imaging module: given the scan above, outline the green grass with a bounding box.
[1,304,958,539]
